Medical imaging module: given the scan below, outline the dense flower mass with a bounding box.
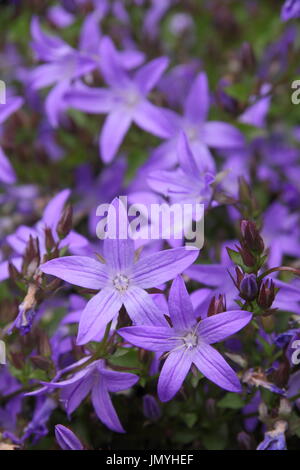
[1,0,300,452]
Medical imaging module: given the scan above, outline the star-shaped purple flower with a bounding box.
[119,275,252,402]
[43,358,138,433]
[65,37,173,162]
[40,198,199,344]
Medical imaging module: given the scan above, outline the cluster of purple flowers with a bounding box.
[1,0,300,451]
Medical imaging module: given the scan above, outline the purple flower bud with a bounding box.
[240,274,258,301]
[57,205,73,239]
[240,220,264,254]
[55,425,83,450]
[237,431,252,450]
[143,395,161,421]
[239,42,256,71]
[257,279,276,309]
[207,294,226,316]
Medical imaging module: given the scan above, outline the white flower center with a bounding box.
[125,89,140,107]
[185,125,199,142]
[182,331,198,350]
[113,274,130,293]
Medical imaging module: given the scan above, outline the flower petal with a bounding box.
[193,342,241,392]
[135,57,169,95]
[123,286,168,326]
[185,264,227,287]
[168,276,196,330]
[101,369,139,392]
[102,197,135,272]
[0,147,16,184]
[40,256,109,289]
[77,288,122,345]
[42,189,70,230]
[100,109,132,163]
[118,325,174,351]
[198,310,252,344]
[91,379,125,433]
[133,247,199,288]
[134,100,174,138]
[158,349,192,402]
[65,87,113,113]
[184,72,210,124]
[203,121,245,149]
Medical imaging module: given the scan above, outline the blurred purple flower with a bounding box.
[44,359,138,433]
[65,37,172,162]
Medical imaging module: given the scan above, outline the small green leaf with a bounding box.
[218,393,245,409]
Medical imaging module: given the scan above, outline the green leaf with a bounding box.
[218,393,245,409]
[182,412,198,429]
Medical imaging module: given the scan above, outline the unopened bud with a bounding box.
[237,431,252,450]
[257,279,275,309]
[22,236,40,277]
[8,262,22,282]
[37,330,52,357]
[45,227,56,253]
[207,294,226,316]
[240,220,264,254]
[239,274,258,301]
[237,246,256,267]
[239,42,256,71]
[57,205,73,239]
[143,395,161,421]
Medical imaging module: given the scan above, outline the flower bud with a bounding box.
[207,294,226,316]
[44,227,56,252]
[55,425,83,450]
[239,42,256,71]
[143,394,161,421]
[22,235,40,277]
[240,220,264,254]
[237,431,252,450]
[57,205,73,239]
[237,246,256,267]
[239,274,258,301]
[257,279,275,309]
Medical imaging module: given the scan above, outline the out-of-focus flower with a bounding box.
[0,95,24,184]
[65,37,172,162]
[143,394,161,421]
[257,421,287,450]
[42,359,138,433]
[281,0,300,21]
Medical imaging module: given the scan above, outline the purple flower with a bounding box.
[55,425,83,450]
[65,37,172,162]
[0,95,24,184]
[44,359,138,433]
[257,421,287,450]
[148,132,215,209]
[40,198,199,344]
[149,71,245,171]
[119,275,252,401]
[143,394,161,421]
[281,0,300,21]
[30,18,143,127]
[4,397,56,445]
